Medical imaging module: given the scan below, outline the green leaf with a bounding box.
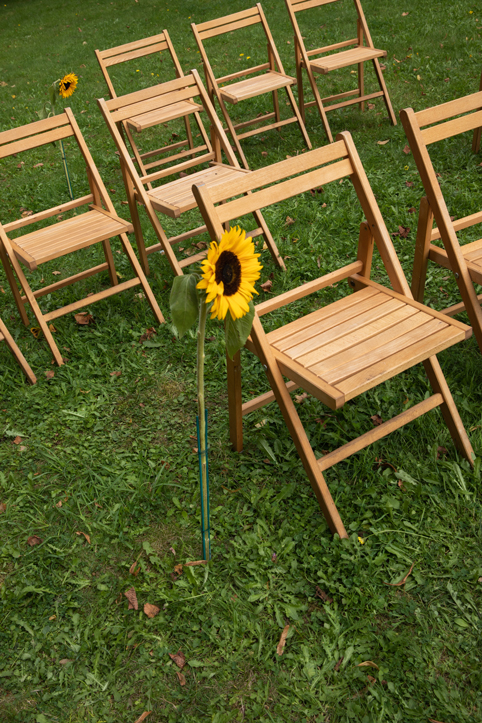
[454,617,470,628]
[170,275,199,338]
[224,301,255,359]
[48,84,57,107]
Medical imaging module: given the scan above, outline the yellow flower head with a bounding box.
[58,73,78,99]
[197,226,262,321]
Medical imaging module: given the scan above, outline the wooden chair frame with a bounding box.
[284,0,396,143]
[0,318,36,384]
[192,132,474,538]
[191,4,312,169]
[472,69,482,153]
[98,69,286,277]
[401,91,482,354]
[0,108,164,366]
[96,30,203,187]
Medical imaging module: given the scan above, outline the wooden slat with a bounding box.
[307,38,358,56]
[421,109,482,146]
[44,278,140,321]
[198,13,260,40]
[292,0,337,12]
[104,74,196,112]
[238,116,298,139]
[103,41,169,66]
[0,112,70,147]
[218,63,270,84]
[0,125,73,159]
[195,6,259,34]
[324,90,383,113]
[127,100,203,131]
[141,150,214,184]
[241,381,299,415]
[21,263,109,299]
[215,158,353,224]
[430,210,482,241]
[273,349,344,410]
[99,32,168,58]
[415,90,482,128]
[221,72,294,104]
[111,85,199,124]
[427,245,482,285]
[310,46,385,74]
[317,394,443,471]
[3,195,93,232]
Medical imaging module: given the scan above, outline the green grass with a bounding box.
[1,0,482,721]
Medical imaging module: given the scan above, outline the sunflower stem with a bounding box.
[197,300,210,560]
[59,139,74,201]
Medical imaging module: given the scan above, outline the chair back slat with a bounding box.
[110,85,200,124]
[104,74,197,112]
[195,6,260,36]
[102,41,170,67]
[415,90,482,128]
[421,109,482,146]
[0,124,74,160]
[98,33,170,61]
[0,113,71,149]
[292,0,337,12]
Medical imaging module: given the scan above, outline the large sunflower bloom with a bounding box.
[58,73,78,99]
[197,226,262,321]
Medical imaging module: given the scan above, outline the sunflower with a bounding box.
[58,73,78,99]
[197,226,262,321]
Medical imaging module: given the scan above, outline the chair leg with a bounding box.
[294,38,305,123]
[0,241,29,326]
[216,93,250,170]
[305,66,333,143]
[471,71,482,153]
[358,62,365,112]
[252,209,286,271]
[285,85,312,150]
[411,196,433,303]
[119,233,165,325]
[423,355,474,466]
[102,239,119,286]
[120,161,150,276]
[226,349,243,452]
[372,58,397,126]
[251,316,348,538]
[0,318,36,384]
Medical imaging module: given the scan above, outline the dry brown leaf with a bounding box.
[428,719,449,723]
[261,151,268,157]
[294,392,309,404]
[13,436,22,445]
[370,414,383,426]
[21,209,33,217]
[75,531,91,544]
[74,312,94,325]
[397,479,406,491]
[134,713,152,723]
[45,370,55,380]
[402,11,409,16]
[403,144,411,155]
[405,180,414,187]
[392,225,410,238]
[59,658,74,665]
[285,216,295,226]
[367,103,375,110]
[436,446,448,459]
[48,323,57,332]
[176,671,186,686]
[377,140,390,145]
[169,649,186,669]
[408,207,416,214]
[184,560,207,567]
[27,535,43,546]
[124,587,139,610]
[276,624,290,656]
[52,270,61,276]
[33,163,44,168]
[110,371,122,377]
[139,327,156,343]
[0,502,6,514]
[55,500,62,508]
[260,279,273,292]
[0,81,8,87]
[334,657,344,671]
[384,562,415,587]
[129,561,141,576]
[315,586,333,603]
[174,563,183,575]
[144,603,160,619]
[357,661,380,670]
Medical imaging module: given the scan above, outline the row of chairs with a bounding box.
[96,0,396,174]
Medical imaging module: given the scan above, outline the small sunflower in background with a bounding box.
[197,226,262,321]
[58,72,78,99]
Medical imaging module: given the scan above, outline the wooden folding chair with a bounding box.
[471,69,482,154]
[96,30,202,184]
[0,317,36,384]
[284,0,396,143]
[192,133,474,538]
[98,69,285,277]
[401,91,482,354]
[191,4,312,170]
[0,108,164,366]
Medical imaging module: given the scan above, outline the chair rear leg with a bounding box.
[285,86,312,150]
[372,58,397,126]
[0,242,29,325]
[119,233,165,325]
[0,318,36,383]
[411,196,433,303]
[252,209,286,271]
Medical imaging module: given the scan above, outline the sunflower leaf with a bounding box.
[170,274,199,338]
[48,84,57,107]
[225,301,255,359]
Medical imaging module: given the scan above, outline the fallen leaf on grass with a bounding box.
[392,225,410,238]
[315,586,333,603]
[402,11,409,16]
[13,436,22,445]
[21,209,33,217]
[174,563,183,575]
[285,216,295,226]
[295,392,309,404]
[310,186,323,196]
[33,163,44,168]
[403,144,411,154]
[74,312,94,325]
[124,587,138,610]
[397,479,406,491]
[261,151,268,157]
[169,649,186,669]
[176,671,186,686]
[370,414,383,426]
[144,603,160,618]
[75,531,91,544]
[357,660,380,670]
[428,719,450,723]
[367,103,375,110]
[134,713,151,723]
[45,370,55,380]
[0,502,6,514]
[407,206,416,214]
[405,180,414,187]
[334,656,344,671]
[276,624,290,656]
[27,535,43,546]
[110,371,122,377]
[59,658,74,665]
[377,140,390,145]
[436,446,448,458]
[55,500,62,508]
[384,562,415,587]
[129,561,141,576]
[260,279,273,292]
[52,270,61,276]
[139,327,156,343]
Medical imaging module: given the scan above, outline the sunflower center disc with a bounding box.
[215,251,241,297]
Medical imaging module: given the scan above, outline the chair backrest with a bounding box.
[191,4,287,90]
[193,131,411,305]
[95,30,184,100]
[400,91,482,250]
[285,0,375,57]
[98,69,240,195]
[0,109,115,242]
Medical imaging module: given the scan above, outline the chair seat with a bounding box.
[266,285,467,405]
[127,100,203,132]
[428,237,482,285]
[220,71,295,104]
[11,209,133,270]
[310,46,386,75]
[146,164,249,217]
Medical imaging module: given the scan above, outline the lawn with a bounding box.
[1,0,482,721]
